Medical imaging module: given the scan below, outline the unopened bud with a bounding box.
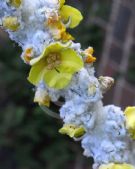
[84,47,94,55]
[2,16,20,31]
[88,84,97,96]
[84,47,96,64]
[99,76,114,93]
[34,88,50,107]
[59,124,86,138]
[22,47,34,63]
[7,0,22,8]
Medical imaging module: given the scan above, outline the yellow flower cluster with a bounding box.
[2,0,97,107]
[27,0,97,106]
[46,0,83,42]
[27,0,85,92]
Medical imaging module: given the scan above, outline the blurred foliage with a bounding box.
[69,0,112,50]
[126,45,135,85]
[0,0,134,169]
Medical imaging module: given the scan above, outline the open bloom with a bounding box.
[59,124,86,138]
[28,42,83,89]
[99,163,135,169]
[124,107,135,139]
[59,0,83,28]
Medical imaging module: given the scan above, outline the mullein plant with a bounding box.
[0,0,135,168]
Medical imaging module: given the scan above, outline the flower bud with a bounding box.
[2,16,20,31]
[99,163,135,169]
[7,0,22,8]
[124,107,135,139]
[34,88,50,107]
[59,124,86,138]
[98,76,114,94]
[83,47,96,64]
[84,47,94,55]
[22,47,34,64]
[88,84,97,96]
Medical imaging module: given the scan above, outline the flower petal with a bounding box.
[59,48,83,73]
[28,60,46,85]
[30,42,70,65]
[28,42,81,89]
[59,124,85,138]
[124,107,135,139]
[59,0,65,8]
[60,5,83,28]
[43,69,72,89]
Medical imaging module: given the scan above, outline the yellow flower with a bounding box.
[47,17,74,41]
[83,47,96,64]
[46,0,82,41]
[59,124,86,138]
[28,42,83,89]
[34,88,50,107]
[8,0,22,8]
[2,16,20,31]
[99,163,135,169]
[59,0,83,28]
[124,107,135,139]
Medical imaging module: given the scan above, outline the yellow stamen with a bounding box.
[46,53,61,70]
[55,60,61,66]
